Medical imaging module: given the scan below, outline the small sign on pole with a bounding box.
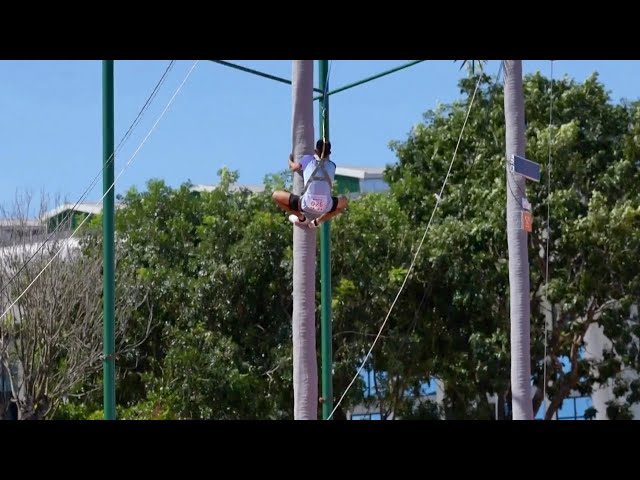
[522,211,533,232]
[509,155,541,183]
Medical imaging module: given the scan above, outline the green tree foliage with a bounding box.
[329,192,425,419]
[57,168,297,419]
[60,168,426,419]
[91,169,295,419]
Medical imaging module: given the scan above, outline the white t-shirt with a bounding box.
[299,154,336,215]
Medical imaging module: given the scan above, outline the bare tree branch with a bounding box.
[0,192,154,419]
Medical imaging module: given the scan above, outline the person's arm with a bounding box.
[289,153,314,172]
[288,153,302,172]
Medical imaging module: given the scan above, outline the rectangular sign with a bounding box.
[509,154,541,183]
[522,211,533,232]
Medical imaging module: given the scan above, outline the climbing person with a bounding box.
[271,139,348,228]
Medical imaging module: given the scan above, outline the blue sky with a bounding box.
[2,60,640,214]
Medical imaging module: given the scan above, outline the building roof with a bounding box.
[41,202,104,221]
[335,166,387,180]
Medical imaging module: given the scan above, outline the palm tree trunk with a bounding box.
[503,60,533,420]
[291,60,318,419]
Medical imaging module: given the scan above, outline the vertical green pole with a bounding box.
[102,60,116,420]
[318,60,333,419]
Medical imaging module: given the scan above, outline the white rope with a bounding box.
[0,60,200,323]
[327,70,484,420]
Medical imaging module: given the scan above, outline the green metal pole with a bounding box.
[318,59,333,419]
[209,60,324,93]
[102,60,116,420]
[313,60,426,101]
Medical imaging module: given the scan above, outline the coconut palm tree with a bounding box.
[291,60,318,419]
[503,59,533,420]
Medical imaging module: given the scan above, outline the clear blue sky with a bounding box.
[1,60,640,214]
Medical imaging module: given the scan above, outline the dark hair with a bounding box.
[316,139,331,155]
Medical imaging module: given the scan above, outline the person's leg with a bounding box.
[309,195,348,226]
[272,190,308,223]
